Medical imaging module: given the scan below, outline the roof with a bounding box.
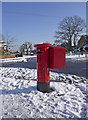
[83,44,88,48]
[0,40,4,43]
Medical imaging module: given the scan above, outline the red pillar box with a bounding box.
[35,43,66,93]
[49,46,66,69]
[34,43,52,93]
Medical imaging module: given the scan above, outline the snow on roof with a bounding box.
[0,40,4,43]
[83,44,88,48]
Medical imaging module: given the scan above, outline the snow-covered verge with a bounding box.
[66,54,88,61]
[0,55,36,63]
[0,67,87,118]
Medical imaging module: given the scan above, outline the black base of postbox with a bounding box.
[37,81,50,93]
[37,81,54,93]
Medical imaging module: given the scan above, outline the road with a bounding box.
[0,58,88,78]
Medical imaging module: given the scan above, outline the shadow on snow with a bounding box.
[0,86,37,95]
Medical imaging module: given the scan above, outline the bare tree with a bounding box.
[19,42,32,56]
[54,16,86,51]
[3,32,16,53]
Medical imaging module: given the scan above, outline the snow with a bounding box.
[66,54,88,61]
[0,55,36,63]
[0,54,88,64]
[83,44,88,48]
[0,67,87,118]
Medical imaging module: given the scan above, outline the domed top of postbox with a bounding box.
[34,43,52,48]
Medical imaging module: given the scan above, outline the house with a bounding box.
[78,35,88,48]
[83,44,88,51]
[0,40,5,50]
[0,40,11,54]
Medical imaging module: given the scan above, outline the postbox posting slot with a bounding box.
[37,51,43,54]
[37,48,45,54]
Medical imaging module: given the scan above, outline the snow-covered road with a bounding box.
[0,67,87,118]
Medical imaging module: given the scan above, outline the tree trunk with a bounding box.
[73,34,77,49]
[68,36,72,51]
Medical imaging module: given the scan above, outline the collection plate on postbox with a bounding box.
[49,46,66,69]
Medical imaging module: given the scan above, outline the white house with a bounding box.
[0,40,5,50]
[0,40,9,52]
